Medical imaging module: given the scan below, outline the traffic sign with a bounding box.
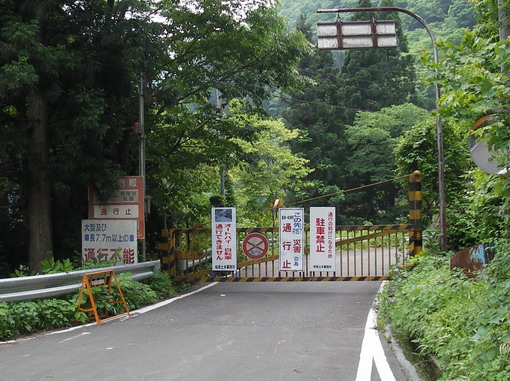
[242,233,269,260]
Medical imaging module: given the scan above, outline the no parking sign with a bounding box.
[242,233,269,260]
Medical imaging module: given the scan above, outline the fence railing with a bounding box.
[0,260,161,302]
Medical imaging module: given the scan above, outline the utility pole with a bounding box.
[499,0,509,41]
[216,89,225,197]
[139,71,147,261]
[317,7,448,251]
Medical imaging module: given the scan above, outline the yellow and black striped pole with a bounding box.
[160,229,177,277]
[408,171,423,256]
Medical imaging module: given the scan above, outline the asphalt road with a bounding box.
[0,282,412,381]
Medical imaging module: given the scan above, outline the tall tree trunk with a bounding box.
[27,88,52,273]
[23,1,53,272]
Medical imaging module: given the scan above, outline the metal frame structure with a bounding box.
[160,173,422,283]
[317,7,446,251]
[0,260,161,302]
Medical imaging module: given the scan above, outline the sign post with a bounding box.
[88,176,145,239]
[310,207,336,272]
[211,207,237,272]
[317,6,447,251]
[279,208,304,271]
[81,220,137,265]
[242,233,269,260]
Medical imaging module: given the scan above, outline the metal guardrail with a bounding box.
[0,260,161,302]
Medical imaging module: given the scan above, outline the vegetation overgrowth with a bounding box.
[379,251,510,380]
[374,0,510,376]
[0,271,180,341]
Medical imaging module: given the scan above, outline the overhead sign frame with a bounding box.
[317,20,397,50]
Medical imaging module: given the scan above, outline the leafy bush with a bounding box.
[41,257,74,274]
[0,302,15,339]
[10,301,42,335]
[114,274,158,311]
[148,271,177,299]
[0,271,177,341]
[380,251,510,380]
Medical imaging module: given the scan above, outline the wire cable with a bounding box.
[285,173,412,207]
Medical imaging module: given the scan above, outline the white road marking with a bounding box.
[1,282,219,345]
[130,282,218,315]
[58,331,91,344]
[355,283,396,381]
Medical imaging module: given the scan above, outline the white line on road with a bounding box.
[58,331,91,344]
[130,282,219,316]
[355,283,396,381]
[1,282,219,345]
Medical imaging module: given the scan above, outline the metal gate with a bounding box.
[159,171,422,283]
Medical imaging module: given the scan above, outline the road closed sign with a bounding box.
[242,233,269,260]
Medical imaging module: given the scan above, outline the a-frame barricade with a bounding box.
[76,270,129,326]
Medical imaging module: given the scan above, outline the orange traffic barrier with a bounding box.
[76,270,129,326]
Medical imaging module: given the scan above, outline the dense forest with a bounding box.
[0,0,509,279]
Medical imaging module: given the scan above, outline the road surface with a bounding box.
[1,282,414,381]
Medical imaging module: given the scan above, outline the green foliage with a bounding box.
[394,115,472,239]
[37,298,78,330]
[10,258,75,277]
[115,274,158,311]
[229,100,313,226]
[148,271,177,300]
[0,302,15,339]
[380,252,510,380]
[41,257,73,274]
[0,0,309,272]
[0,271,177,340]
[3,299,79,338]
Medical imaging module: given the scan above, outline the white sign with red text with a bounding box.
[88,176,144,239]
[310,207,336,272]
[279,208,304,271]
[82,220,138,266]
[212,208,237,271]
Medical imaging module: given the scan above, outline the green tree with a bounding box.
[0,0,308,272]
[281,14,350,215]
[144,1,309,234]
[394,0,510,248]
[228,100,313,226]
[342,104,430,223]
[0,1,155,271]
[340,0,417,121]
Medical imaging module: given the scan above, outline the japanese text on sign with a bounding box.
[82,220,138,266]
[211,208,237,271]
[310,207,336,272]
[279,208,304,271]
[88,176,145,239]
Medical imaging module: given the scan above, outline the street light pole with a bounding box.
[317,7,448,251]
